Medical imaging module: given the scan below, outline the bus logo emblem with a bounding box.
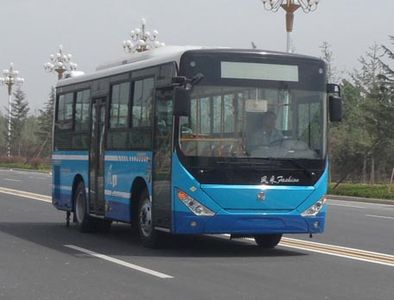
[257,192,266,201]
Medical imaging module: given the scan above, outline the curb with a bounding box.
[328,194,394,205]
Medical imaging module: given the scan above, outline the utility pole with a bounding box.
[260,0,319,53]
[0,63,24,157]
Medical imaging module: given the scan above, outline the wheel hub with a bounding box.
[75,190,85,223]
[139,201,152,237]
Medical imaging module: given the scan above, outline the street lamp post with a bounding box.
[260,0,319,52]
[123,18,165,53]
[44,45,78,80]
[0,63,24,157]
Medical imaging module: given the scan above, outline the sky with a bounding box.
[0,0,393,113]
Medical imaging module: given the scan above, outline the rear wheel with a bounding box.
[74,182,98,232]
[137,189,162,248]
[254,234,282,249]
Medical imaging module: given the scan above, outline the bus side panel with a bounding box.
[103,151,153,222]
[52,151,89,211]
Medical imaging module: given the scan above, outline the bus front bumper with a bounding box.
[173,210,326,235]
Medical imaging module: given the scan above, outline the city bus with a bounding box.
[52,46,342,248]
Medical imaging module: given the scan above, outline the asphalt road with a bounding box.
[0,168,393,300]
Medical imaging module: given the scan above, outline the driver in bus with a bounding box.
[248,111,283,151]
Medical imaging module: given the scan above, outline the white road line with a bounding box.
[366,214,394,220]
[0,187,51,203]
[0,169,51,176]
[3,178,21,182]
[223,234,394,267]
[64,245,173,279]
[278,242,394,268]
[328,203,366,209]
[328,200,394,209]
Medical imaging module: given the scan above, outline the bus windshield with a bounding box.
[179,85,326,160]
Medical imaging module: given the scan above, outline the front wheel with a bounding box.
[254,234,282,249]
[137,189,162,248]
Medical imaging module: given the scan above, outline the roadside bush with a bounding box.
[329,183,394,200]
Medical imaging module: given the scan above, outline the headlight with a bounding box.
[301,196,327,217]
[176,189,215,216]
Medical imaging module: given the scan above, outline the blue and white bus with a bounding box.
[52,46,342,248]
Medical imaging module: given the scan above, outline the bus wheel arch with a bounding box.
[130,177,149,225]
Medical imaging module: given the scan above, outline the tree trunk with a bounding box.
[389,167,394,193]
[370,157,375,184]
[362,156,367,183]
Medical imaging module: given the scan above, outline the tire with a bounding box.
[137,189,162,248]
[74,182,98,232]
[254,234,282,249]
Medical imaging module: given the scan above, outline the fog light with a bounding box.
[313,221,320,228]
[190,221,197,227]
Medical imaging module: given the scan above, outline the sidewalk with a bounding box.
[328,194,394,205]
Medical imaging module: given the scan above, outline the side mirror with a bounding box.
[327,83,341,96]
[329,95,342,122]
[173,87,190,116]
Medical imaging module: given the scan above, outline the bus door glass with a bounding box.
[89,98,107,215]
[152,89,173,229]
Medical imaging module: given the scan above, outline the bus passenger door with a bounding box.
[89,98,106,216]
[152,89,173,229]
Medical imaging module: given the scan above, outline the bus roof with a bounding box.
[56,46,323,88]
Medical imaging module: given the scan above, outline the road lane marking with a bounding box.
[3,178,21,182]
[0,169,51,176]
[64,245,173,279]
[226,234,394,267]
[328,200,394,209]
[366,214,394,220]
[2,186,393,268]
[0,187,51,203]
[328,203,366,209]
[278,238,394,267]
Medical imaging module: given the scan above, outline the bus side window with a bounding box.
[54,92,74,150]
[129,77,154,149]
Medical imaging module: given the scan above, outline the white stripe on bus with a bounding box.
[104,189,131,199]
[52,154,89,161]
[104,155,150,162]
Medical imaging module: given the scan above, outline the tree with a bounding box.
[328,43,394,185]
[352,43,394,183]
[0,112,6,155]
[380,35,394,84]
[320,41,338,83]
[320,42,365,184]
[35,87,55,158]
[329,80,367,185]
[9,88,29,156]
[378,36,394,183]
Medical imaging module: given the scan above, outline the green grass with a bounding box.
[0,162,51,172]
[329,183,394,200]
